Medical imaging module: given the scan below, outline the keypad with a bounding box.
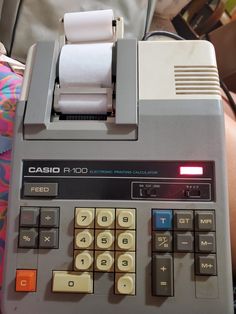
[17,206,217,298]
[152,209,217,297]
[74,207,136,295]
[18,207,60,249]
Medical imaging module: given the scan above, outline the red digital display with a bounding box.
[180,166,203,175]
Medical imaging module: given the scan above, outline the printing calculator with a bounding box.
[1,38,234,314]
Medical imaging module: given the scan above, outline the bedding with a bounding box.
[0,62,22,288]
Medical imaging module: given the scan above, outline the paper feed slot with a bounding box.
[53,85,113,117]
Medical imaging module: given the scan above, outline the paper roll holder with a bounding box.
[21,17,138,140]
[53,16,124,119]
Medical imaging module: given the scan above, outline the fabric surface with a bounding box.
[0,0,156,62]
[0,62,22,288]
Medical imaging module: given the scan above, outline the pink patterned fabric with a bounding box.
[0,62,23,288]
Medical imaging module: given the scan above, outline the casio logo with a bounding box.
[28,167,60,174]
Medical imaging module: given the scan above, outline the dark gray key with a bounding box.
[19,228,38,248]
[40,207,60,227]
[174,210,193,230]
[174,232,194,252]
[39,229,59,249]
[153,231,173,252]
[152,254,173,296]
[195,232,216,253]
[24,183,58,197]
[195,211,215,231]
[195,254,217,276]
[20,207,40,227]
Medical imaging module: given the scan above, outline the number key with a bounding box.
[96,208,115,228]
[116,252,135,272]
[74,229,94,249]
[116,231,135,251]
[95,230,115,250]
[116,208,135,229]
[74,250,93,271]
[95,251,114,272]
[75,208,95,228]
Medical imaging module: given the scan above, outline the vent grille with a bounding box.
[174,66,221,96]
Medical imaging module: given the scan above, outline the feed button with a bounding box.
[24,183,58,197]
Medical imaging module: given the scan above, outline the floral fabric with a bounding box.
[0,62,22,288]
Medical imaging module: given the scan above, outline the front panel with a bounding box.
[2,153,233,313]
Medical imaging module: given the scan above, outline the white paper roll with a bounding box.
[58,94,107,114]
[64,9,114,43]
[59,43,112,88]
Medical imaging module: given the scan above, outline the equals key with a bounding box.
[152,254,174,297]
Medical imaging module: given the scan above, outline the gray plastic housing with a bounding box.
[1,39,234,314]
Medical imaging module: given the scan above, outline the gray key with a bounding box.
[19,228,38,248]
[40,207,60,227]
[24,183,58,197]
[174,232,194,252]
[152,254,174,296]
[153,231,173,252]
[174,210,193,230]
[20,207,40,227]
[39,229,59,249]
[195,254,217,276]
[195,232,216,253]
[195,211,215,231]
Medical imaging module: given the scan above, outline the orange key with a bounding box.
[16,269,37,292]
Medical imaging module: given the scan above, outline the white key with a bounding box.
[96,230,114,250]
[116,231,135,251]
[115,273,135,295]
[75,208,94,228]
[52,271,93,293]
[74,251,93,271]
[75,230,94,249]
[116,252,135,272]
[95,251,114,272]
[116,208,135,229]
[96,208,115,228]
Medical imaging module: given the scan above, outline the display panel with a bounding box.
[22,160,215,201]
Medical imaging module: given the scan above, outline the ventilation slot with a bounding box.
[174,66,221,96]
